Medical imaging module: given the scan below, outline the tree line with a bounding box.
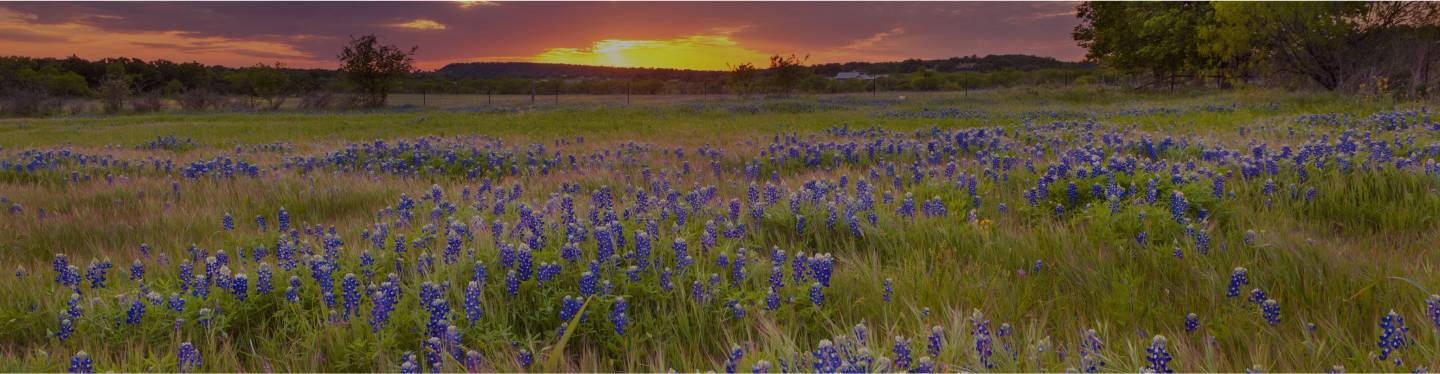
[1074,1,1440,96]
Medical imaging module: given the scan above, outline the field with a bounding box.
[1,88,1438,372]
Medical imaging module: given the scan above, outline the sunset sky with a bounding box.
[0,2,1084,71]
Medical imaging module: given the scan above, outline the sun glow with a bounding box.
[530,34,769,71]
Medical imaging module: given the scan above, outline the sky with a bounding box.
[0,1,1085,71]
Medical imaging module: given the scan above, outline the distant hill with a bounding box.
[435,62,723,81]
[810,55,1094,76]
[435,55,1092,81]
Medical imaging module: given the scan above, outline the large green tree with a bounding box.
[1073,2,1214,89]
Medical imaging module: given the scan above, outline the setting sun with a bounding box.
[530,34,770,71]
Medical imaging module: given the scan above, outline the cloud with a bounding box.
[455,1,497,9]
[0,5,323,66]
[528,34,769,70]
[840,27,905,51]
[390,19,447,30]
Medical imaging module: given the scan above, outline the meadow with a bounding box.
[1,88,1438,372]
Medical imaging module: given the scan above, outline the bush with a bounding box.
[176,90,220,111]
[298,91,337,110]
[0,90,63,117]
[131,94,164,113]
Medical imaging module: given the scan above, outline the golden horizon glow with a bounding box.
[530,34,770,71]
[390,19,447,30]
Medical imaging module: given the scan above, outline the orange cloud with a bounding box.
[528,34,769,71]
[0,7,324,66]
[390,19,447,30]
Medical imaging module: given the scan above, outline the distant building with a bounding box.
[833,71,880,80]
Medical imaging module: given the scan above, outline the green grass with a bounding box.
[1,88,1437,372]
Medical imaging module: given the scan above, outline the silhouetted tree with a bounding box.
[338,34,417,108]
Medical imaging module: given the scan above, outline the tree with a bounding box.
[1073,2,1214,89]
[98,62,131,114]
[1197,2,1438,92]
[767,54,809,97]
[726,62,759,97]
[227,62,291,109]
[338,34,417,108]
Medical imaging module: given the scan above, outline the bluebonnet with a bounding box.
[610,297,628,335]
[1228,267,1248,297]
[57,317,74,341]
[970,309,994,369]
[1250,288,1268,304]
[892,335,912,370]
[177,342,202,372]
[1427,294,1440,330]
[883,278,893,302]
[427,298,450,338]
[465,281,483,323]
[222,213,233,231]
[1262,299,1281,325]
[277,207,290,233]
[169,292,185,313]
[808,253,834,287]
[1145,335,1172,373]
[129,260,143,281]
[809,282,824,307]
[256,263,273,294]
[1170,191,1188,224]
[1378,309,1410,362]
[399,352,418,374]
[898,192,915,217]
[231,273,248,302]
[1185,313,1199,332]
[1079,329,1104,373]
[765,288,780,311]
[724,344,743,373]
[927,325,943,357]
[69,351,93,373]
[125,298,145,325]
[340,274,359,319]
[505,270,520,297]
[580,271,598,297]
[85,259,111,289]
[284,275,300,303]
[516,348,534,369]
[560,295,583,322]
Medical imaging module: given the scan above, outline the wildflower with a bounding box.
[222,213,233,231]
[971,310,994,369]
[883,278,893,302]
[610,297,629,335]
[809,282,824,307]
[1079,329,1104,373]
[765,288,780,310]
[927,325,944,357]
[465,281,483,323]
[1169,191,1188,224]
[516,348,534,369]
[231,273,248,302]
[580,271,597,297]
[892,335,912,369]
[177,342,202,372]
[1379,309,1411,362]
[69,351,93,373]
[1185,313,1199,332]
[1227,267,1248,298]
[1250,288,1268,304]
[1426,294,1440,330]
[1144,335,1172,373]
[1262,299,1281,325]
[505,270,519,297]
[57,317,75,341]
[126,298,145,325]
